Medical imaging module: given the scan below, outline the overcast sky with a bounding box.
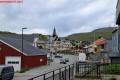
[0,0,117,37]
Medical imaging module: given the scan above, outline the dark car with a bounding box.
[0,65,14,80]
[65,58,69,62]
[54,55,63,58]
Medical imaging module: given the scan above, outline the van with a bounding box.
[0,65,14,80]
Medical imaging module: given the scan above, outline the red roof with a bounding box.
[94,38,106,45]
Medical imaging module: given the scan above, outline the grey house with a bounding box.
[111,29,119,56]
[110,0,120,63]
[105,40,112,54]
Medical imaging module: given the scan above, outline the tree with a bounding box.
[38,35,48,41]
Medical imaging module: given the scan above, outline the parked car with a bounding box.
[54,55,63,58]
[65,58,69,62]
[0,65,14,80]
[60,59,66,64]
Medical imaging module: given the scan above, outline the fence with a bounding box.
[28,62,120,80]
[28,64,74,80]
[75,62,101,79]
[75,62,120,80]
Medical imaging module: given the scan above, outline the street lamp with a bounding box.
[22,27,27,54]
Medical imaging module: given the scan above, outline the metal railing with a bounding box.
[75,62,120,80]
[75,62,101,79]
[28,64,74,80]
[28,61,120,80]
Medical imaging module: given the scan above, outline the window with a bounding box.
[8,61,19,64]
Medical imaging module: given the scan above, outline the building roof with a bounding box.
[112,29,118,33]
[94,38,106,46]
[0,36,47,56]
[0,34,39,43]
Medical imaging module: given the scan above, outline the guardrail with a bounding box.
[28,63,74,80]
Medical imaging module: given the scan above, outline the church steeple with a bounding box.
[52,27,58,37]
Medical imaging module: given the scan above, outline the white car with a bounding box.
[60,59,66,64]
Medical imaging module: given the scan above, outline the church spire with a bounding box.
[53,27,58,37]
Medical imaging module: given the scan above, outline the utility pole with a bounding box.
[22,27,27,54]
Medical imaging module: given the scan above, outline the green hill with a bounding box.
[0,31,16,35]
[66,27,116,41]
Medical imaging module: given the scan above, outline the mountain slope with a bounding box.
[66,27,116,41]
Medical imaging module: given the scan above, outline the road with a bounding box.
[13,54,78,80]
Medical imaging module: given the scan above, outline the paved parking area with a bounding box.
[13,55,77,80]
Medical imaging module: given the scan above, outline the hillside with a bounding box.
[0,31,16,35]
[0,27,116,42]
[66,27,116,41]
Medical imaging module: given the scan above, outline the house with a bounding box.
[93,37,107,53]
[110,0,120,63]
[111,29,119,56]
[116,0,120,53]
[110,28,120,63]
[105,40,112,54]
[33,37,49,49]
[52,39,73,52]
[0,36,47,71]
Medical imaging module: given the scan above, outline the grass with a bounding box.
[102,64,120,75]
[18,68,30,73]
[66,27,115,41]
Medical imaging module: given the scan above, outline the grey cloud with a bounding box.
[0,0,117,37]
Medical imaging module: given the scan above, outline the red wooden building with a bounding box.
[0,36,47,71]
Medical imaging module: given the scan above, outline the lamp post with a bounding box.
[22,27,27,54]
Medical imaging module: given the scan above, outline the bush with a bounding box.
[102,64,120,74]
[19,68,29,73]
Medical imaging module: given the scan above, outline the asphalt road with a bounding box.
[13,54,78,80]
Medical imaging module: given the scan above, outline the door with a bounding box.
[5,56,21,72]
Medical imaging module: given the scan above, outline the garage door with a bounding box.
[5,56,21,72]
